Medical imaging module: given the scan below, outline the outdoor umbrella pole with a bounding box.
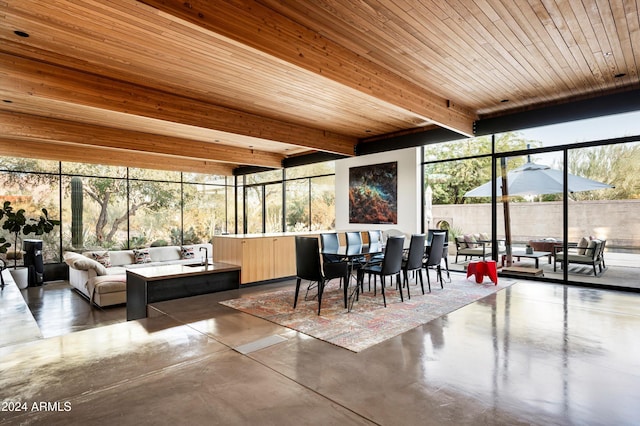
[500,157,512,267]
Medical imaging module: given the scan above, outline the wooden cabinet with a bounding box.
[213,234,301,284]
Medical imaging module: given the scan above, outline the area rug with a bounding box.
[220,274,518,352]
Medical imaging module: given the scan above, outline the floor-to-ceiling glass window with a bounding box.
[183,172,229,243]
[285,179,309,232]
[241,162,336,234]
[285,161,335,232]
[1,157,233,273]
[493,151,564,275]
[423,135,496,273]
[310,175,335,230]
[128,168,182,248]
[494,111,640,289]
[0,158,61,264]
[60,163,128,250]
[264,183,283,233]
[424,111,640,290]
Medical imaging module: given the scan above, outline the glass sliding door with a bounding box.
[497,151,563,275]
[564,142,640,288]
[423,142,493,273]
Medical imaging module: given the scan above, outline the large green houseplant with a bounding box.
[0,200,60,288]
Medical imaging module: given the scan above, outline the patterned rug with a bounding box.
[220,274,518,352]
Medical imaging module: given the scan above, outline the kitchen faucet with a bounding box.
[199,246,208,264]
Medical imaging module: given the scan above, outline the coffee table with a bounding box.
[126,261,240,320]
[501,251,551,268]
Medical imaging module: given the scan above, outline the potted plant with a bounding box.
[0,200,60,289]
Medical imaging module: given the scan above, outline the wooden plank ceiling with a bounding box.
[1,0,638,174]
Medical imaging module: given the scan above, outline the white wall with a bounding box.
[335,147,421,236]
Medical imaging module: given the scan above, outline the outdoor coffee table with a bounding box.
[502,251,551,268]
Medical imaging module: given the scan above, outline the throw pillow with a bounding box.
[63,251,84,267]
[479,232,490,242]
[91,251,112,268]
[180,246,195,259]
[577,237,589,255]
[64,252,107,275]
[133,248,152,264]
[463,234,478,248]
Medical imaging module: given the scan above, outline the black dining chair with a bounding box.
[320,232,343,264]
[345,231,367,282]
[424,231,446,292]
[294,236,349,314]
[367,230,385,265]
[402,234,426,297]
[428,228,450,280]
[357,235,405,307]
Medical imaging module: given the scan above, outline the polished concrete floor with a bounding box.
[1,276,640,425]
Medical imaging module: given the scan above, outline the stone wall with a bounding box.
[431,199,640,250]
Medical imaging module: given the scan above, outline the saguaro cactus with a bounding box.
[71,177,83,248]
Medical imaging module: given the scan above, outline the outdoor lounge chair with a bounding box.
[454,235,492,263]
[554,239,606,276]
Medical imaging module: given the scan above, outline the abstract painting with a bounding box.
[349,162,397,224]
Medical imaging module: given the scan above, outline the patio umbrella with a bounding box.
[464,160,613,266]
[464,161,613,197]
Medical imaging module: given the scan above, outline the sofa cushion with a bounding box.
[107,266,128,275]
[91,251,112,268]
[63,252,107,276]
[148,246,182,262]
[133,248,152,264]
[87,275,126,295]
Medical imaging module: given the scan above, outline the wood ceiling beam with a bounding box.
[138,0,477,136]
[0,53,357,156]
[0,138,235,175]
[0,111,284,168]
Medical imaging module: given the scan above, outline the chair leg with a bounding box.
[373,273,377,296]
[438,266,443,288]
[342,276,348,309]
[381,276,387,307]
[443,257,450,279]
[425,268,432,293]
[403,270,411,300]
[417,269,424,295]
[317,279,324,315]
[294,278,302,309]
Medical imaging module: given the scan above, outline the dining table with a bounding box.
[322,240,432,311]
[321,242,386,310]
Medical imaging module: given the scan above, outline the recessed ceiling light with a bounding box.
[604,52,612,56]
[14,30,29,38]
[614,73,626,78]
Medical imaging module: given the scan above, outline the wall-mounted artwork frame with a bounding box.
[349,161,398,224]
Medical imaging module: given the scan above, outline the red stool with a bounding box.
[466,260,498,285]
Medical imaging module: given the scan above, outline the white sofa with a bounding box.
[64,243,213,307]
